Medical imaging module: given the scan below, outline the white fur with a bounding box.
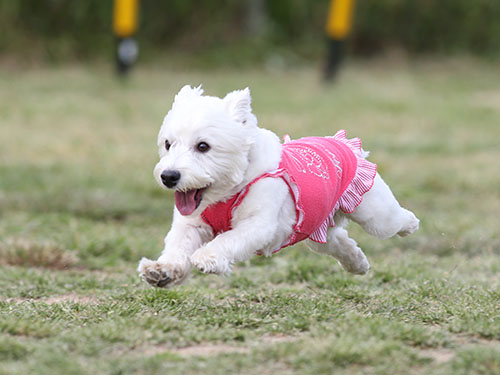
[138,85,419,287]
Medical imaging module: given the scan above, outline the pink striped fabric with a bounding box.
[201,130,377,253]
[279,130,377,246]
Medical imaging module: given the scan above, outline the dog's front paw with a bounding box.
[190,248,231,275]
[137,258,189,288]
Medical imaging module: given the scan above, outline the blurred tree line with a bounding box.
[1,0,499,64]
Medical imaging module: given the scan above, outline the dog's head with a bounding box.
[154,85,258,216]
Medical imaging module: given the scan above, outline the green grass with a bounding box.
[1,58,500,374]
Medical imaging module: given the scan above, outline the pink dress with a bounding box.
[201,130,377,252]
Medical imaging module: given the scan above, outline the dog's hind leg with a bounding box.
[346,173,419,240]
[305,217,370,275]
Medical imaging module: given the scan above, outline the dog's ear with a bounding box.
[223,87,253,125]
[173,85,204,107]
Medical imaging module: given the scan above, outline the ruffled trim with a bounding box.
[332,130,377,214]
[309,130,377,243]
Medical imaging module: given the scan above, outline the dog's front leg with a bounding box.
[138,211,213,287]
[190,178,294,274]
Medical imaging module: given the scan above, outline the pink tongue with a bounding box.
[175,190,199,216]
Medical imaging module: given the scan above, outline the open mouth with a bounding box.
[174,187,208,216]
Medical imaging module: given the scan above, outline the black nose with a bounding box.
[161,170,181,188]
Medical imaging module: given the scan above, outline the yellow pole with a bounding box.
[324,0,356,80]
[326,0,355,40]
[113,0,139,38]
[113,0,140,75]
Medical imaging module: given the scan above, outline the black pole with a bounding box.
[324,38,344,81]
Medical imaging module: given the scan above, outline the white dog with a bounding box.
[138,85,419,287]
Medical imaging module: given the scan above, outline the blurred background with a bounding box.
[1,0,499,70]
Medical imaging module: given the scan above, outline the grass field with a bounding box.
[1,58,499,375]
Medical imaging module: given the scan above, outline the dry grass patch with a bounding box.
[42,294,99,305]
[471,90,500,110]
[1,293,99,305]
[171,344,249,357]
[127,335,299,359]
[421,348,455,364]
[0,238,78,269]
[121,343,250,358]
[260,333,299,344]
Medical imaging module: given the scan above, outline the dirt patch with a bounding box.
[141,344,249,357]
[421,348,455,364]
[1,293,99,305]
[174,344,249,356]
[453,333,500,349]
[419,332,500,364]
[260,334,298,344]
[42,294,99,305]
[0,238,78,269]
[126,335,298,358]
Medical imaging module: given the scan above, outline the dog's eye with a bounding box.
[196,142,210,153]
[165,140,171,151]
